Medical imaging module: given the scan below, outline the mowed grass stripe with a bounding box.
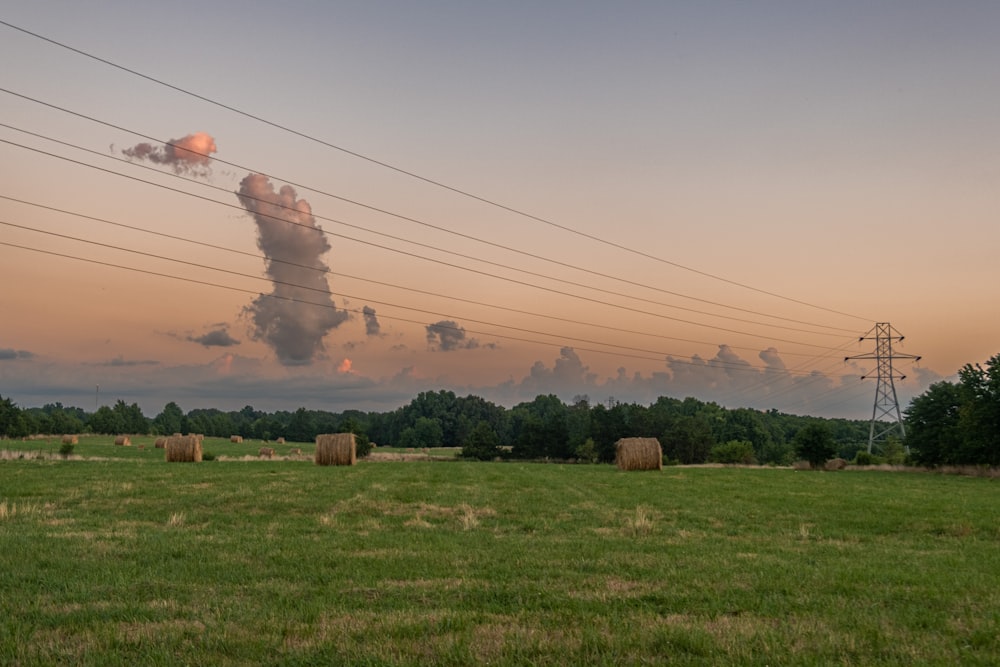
[0,459,997,665]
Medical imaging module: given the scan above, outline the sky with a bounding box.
[1,1,997,419]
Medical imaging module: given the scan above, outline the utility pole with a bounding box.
[845,323,920,453]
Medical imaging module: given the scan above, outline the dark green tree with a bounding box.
[794,422,836,468]
[399,416,443,448]
[663,414,715,464]
[153,401,184,435]
[460,421,501,460]
[0,395,29,438]
[88,405,124,435]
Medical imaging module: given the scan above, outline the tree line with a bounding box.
[3,352,995,467]
[904,353,1000,466]
[1,391,875,465]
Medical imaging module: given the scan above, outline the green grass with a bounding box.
[0,455,997,665]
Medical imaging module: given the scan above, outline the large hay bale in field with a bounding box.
[61,435,78,445]
[276,437,286,444]
[154,437,167,449]
[615,437,662,471]
[114,436,132,447]
[230,435,243,444]
[165,435,202,463]
[824,457,848,471]
[258,446,275,459]
[315,433,357,466]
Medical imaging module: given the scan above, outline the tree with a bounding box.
[153,401,184,435]
[399,417,443,448]
[663,414,714,464]
[88,405,123,435]
[0,395,29,438]
[794,422,836,468]
[112,400,148,434]
[460,421,501,460]
[709,440,757,465]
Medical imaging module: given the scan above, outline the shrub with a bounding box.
[58,442,75,458]
[709,440,757,465]
[460,422,501,461]
[574,438,599,463]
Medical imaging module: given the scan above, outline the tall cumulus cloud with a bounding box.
[237,174,349,365]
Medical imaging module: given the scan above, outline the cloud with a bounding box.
[187,328,240,348]
[121,132,217,176]
[425,320,482,351]
[94,356,160,367]
[236,174,350,365]
[0,348,34,361]
[362,306,381,336]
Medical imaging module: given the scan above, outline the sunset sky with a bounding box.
[1,2,997,419]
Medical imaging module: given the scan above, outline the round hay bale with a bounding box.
[315,433,357,466]
[289,447,302,455]
[615,437,662,471]
[114,436,132,447]
[230,435,244,443]
[165,435,203,463]
[824,457,848,471]
[61,435,79,445]
[154,437,167,449]
[258,446,275,459]
[276,437,286,444]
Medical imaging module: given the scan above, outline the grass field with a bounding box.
[1,438,998,665]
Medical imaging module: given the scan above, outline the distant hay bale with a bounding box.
[315,433,357,466]
[114,436,132,447]
[258,446,275,459]
[289,447,302,455]
[172,433,182,437]
[61,435,78,445]
[824,457,848,471]
[276,437,286,444]
[137,445,145,451]
[615,437,662,471]
[165,435,202,463]
[154,437,167,449]
[230,435,244,444]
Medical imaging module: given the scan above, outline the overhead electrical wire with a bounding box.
[0,235,852,380]
[0,89,860,336]
[0,194,841,359]
[0,134,859,353]
[0,19,873,324]
[0,217,858,366]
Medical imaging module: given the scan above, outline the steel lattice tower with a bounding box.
[845,323,921,453]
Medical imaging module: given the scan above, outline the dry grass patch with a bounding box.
[0,500,45,520]
[623,505,657,536]
[167,512,185,527]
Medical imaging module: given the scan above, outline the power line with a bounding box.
[0,236,849,379]
[0,204,840,356]
[0,135,852,351]
[0,86,863,335]
[0,19,872,323]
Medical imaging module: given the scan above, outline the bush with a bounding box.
[574,438,599,463]
[794,423,836,469]
[709,440,757,465]
[58,442,75,458]
[460,422,501,461]
[853,450,876,466]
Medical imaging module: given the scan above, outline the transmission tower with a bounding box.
[845,323,921,453]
